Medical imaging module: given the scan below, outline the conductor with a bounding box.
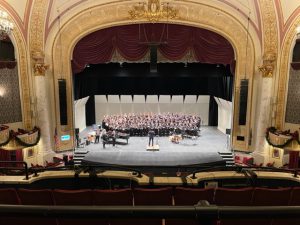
[148,129,155,146]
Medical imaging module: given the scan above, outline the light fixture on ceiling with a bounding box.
[0,9,14,40]
[129,0,178,23]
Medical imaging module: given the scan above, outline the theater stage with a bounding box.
[79,126,230,171]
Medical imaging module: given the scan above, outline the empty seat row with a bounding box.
[1,187,300,225]
[2,187,300,206]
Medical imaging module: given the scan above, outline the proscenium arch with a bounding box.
[50,2,257,151]
[276,16,300,129]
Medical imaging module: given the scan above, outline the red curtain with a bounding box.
[0,61,17,69]
[72,24,234,74]
[0,149,23,167]
[0,149,11,167]
[289,151,299,169]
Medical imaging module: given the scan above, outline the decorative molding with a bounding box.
[258,51,276,77]
[30,0,48,51]
[12,27,32,129]
[31,51,49,76]
[49,1,256,151]
[259,0,278,72]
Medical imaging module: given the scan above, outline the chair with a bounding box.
[93,188,133,205]
[272,187,300,225]
[0,188,25,225]
[252,187,291,206]
[250,188,292,225]
[215,187,253,206]
[173,187,214,205]
[17,189,57,225]
[131,187,173,225]
[215,188,253,225]
[53,189,105,225]
[93,189,133,225]
[167,187,215,225]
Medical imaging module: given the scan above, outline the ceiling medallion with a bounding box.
[129,0,178,23]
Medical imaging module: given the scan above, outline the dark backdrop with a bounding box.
[73,62,233,125]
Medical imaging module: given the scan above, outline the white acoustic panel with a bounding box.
[74,96,89,132]
[120,95,132,103]
[95,95,107,103]
[146,95,158,103]
[214,97,232,134]
[133,95,145,103]
[172,95,183,103]
[184,95,197,103]
[197,95,210,103]
[159,95,170,103]
[107,95,120,103]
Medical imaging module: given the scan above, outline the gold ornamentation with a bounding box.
[33,63,49,76]
[260,0,278,62]
[12,29,32,129]
[31,51,49,76]
[30,0,47,51]
[129,0,178,22]
[258,52,276,77]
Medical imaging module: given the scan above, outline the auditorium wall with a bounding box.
[95,95,209,125]
[0,67,22,125]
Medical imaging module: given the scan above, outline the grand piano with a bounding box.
[103,131,130,145]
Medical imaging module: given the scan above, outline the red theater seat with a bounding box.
[134,187,173,206]
[17,189,57,225]
[215,187,253,206]
[93,188,133,205]
[93,189,133,225]
[174,187,214,205]
[167,187,215,225]
[131,187,173,225]
[18,189,54,205]
[53,189,106,225]
[216,188,253,225]
[252,187,291,206]
[247,188,292,225]
[273,187,300,225]
[0,188,24,225]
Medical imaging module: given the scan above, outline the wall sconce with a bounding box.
[0,87,5,97]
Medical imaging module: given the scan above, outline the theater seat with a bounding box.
[248,188,292,225]
[17,189,57,225]
[174,187,214,205]
[131,187,173,225]
[215,187,253,206]
[0,188,24,225]
[53,189,107,225]
[93,188,133,205]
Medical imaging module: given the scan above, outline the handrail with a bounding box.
[0,161,28,180]
[190,165,300,179]
[0,205,300,220]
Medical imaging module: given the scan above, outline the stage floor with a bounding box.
[79,126,229,167]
